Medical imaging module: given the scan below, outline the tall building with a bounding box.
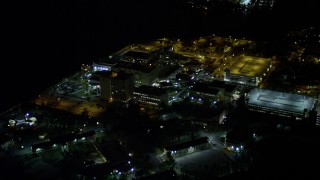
[98,71,134,103]
[115,62,166,87]
[133,85,168,108]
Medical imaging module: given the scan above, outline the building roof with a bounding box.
[210,80,237,93]
[98,139,131,163]
[226,126,254,144]
[122,51,151,60]
[190,83,220,95]
[212,55,271,78]
[116,61,157,73]
[95,70,133,80]
[161,65,182,78]
[224,84,237,93]
[137,169,178,180]
[31,131,96,150]
[134,85,167,96]
[227,56,271,77]
[247,88,315,114]
[83,161,130,177]
[93,58,118,66]
[165,137,209,151]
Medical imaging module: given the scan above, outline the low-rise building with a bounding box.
[165,137,211,158]
[226,126,254,152]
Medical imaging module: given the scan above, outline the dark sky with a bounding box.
[1,0,318,112]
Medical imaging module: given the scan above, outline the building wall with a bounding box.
[224,69,260,86]
[111,77,134,102]
[120,65,166,87]
[133,91,168,108]
[100,77,112,100]
[100,74,134,102]
[246,103,305,119]
[169,143,211,158]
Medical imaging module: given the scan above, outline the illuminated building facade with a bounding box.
[245,88,316,120]
[133,85,168,108]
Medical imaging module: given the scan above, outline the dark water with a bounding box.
[1,0,317,112]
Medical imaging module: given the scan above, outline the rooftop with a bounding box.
[134,85,167,96]
[93,58,118,66]
[228,56,271,77]
[94,71,133,80]
[122,51,151,60]
[165,137,209,151]
[247,88,315,114]
[116,61,157,73]
[190,83,220,95]
[210,80,237,93]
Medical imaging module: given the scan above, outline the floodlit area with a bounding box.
[240,0,251,6]
[213,55,271,78]
[227,56,271,77]
[247,88,315,113]
[175,148,232,178]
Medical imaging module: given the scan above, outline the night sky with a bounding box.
[1,0,318,112]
